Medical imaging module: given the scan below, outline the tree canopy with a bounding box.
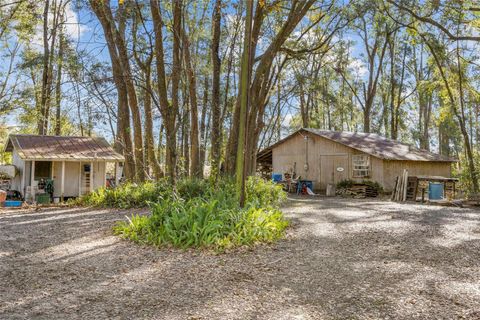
[0,0,479,193]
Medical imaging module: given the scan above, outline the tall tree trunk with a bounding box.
[210,0,222,182]
[183,30,201,177]
[240,1,316,174]
[54,25,64,136]
[170,0,182,183]
[236,0,253,207]
[199,76,209,178]
[38,0,50,135]
[89,0,136,180]
[144,68,163,178]
[108,5,145,182]
[424,36,479,192]
[151,0,181,185]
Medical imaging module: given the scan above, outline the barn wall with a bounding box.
[272,133,453,192]
[272,133,384,190]
[382,160,452,191]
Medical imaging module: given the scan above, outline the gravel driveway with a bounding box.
[1,197,480,319]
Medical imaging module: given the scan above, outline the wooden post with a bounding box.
[90,161,94,193]
[78,162,82,197]
[22,160,26,198]
[31,160,36,201]
[114,162,117,186]
[402,170,408,202]
[103,161,107,188]
[51,161,54,179]
[61,161,65,202]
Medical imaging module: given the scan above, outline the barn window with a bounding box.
[352,155,370,178]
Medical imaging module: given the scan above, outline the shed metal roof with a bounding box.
[258,128,457,163]
[4,134,124,161]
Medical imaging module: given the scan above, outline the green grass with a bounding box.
[78,177,288,251]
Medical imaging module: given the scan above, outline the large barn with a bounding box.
[3,134,124,200]
[257,128,456,192]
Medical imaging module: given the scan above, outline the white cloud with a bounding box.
[282,113,294,127]
[63,2,89,39]
[30,2,88,50]
[348,58,368,77]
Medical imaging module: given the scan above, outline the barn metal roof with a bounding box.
[4,134,124,161]
[257,128,457,164]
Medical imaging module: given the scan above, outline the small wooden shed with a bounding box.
[257,128,456,192]
[3,134,124,200]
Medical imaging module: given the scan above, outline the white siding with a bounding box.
[92,161,106,190]
[10,150,24,194]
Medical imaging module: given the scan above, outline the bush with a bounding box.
[336,179,355,190]
[76,180,172,209]
[361,180,384,193]
[246,176,287,207]
[80,177,288,250]
[454,151,480,197]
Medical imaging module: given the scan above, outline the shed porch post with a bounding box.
[22,160,26,197]
[61,161,65,202]
[78,162,82,197]
[114,162,118,185]
[103,161,107,188]
[31,160,35,201]
[90,161,94,193]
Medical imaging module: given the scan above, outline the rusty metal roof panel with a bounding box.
[258,128,456,162]
[304,128,456,162]
[4,134,124,161]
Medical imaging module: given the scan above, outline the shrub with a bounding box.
[454,151,480,197]
[246,176,287,207]
[361,180,384,193]
[81,177,288,250]
[76,180,172,208]
[336,179,355,189]
[114,196,287,250]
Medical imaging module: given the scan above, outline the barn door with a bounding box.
[320,155,349,190]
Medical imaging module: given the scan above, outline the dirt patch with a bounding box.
[1,198,480,319]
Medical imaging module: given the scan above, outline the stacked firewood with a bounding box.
[337,184,379,198]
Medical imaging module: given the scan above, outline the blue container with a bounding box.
[297,180,313,194]
[272,173,282,182]
[429,183,444,200]
[4,200,22,207]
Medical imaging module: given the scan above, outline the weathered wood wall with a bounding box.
[272,132,452,192]
[382,160,452,191]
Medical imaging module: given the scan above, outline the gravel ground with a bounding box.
[1,197,480,320]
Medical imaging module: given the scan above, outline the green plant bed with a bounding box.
[80,177,288,251]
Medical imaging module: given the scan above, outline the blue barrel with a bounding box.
[272,173,282,182]
[429,183,444,200]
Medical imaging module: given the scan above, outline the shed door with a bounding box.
[81,164,91,195]
[319,155,349,190]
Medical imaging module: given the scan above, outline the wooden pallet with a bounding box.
[406,176,418,201]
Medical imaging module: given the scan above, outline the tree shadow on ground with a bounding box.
[1,199,479,319]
